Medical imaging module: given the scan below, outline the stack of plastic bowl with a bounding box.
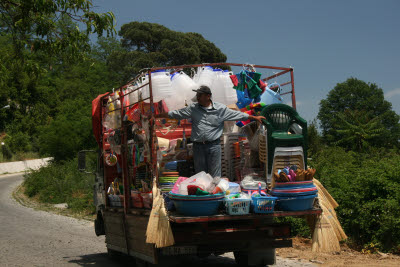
[168,192,225,216]
[271,180,318,211]
[159,171,180,194]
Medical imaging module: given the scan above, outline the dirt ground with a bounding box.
[277,237,400,266]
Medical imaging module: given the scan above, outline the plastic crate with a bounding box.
[252,195,277,214]
[108,195,123,207]
[225,198,251,215]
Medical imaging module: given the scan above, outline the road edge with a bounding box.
[12,180,96,222]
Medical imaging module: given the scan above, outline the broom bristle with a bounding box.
[310,179,347,252]
[146,176,174,247]
[146,193,161,243]
[155,196,175,248]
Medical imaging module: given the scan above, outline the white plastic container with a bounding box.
[165,71,198,110]
[223,70,238,105]
[216,179,229,191]
[151,70,172,102]
[127,84,139,106]
[210,69,238,105]
[138,74,150,102]
[196,66,215,88]
[210,69,224,103]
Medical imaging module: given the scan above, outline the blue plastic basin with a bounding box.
[276,194,317,211]
[171,198,222,216]
[169,192,224,216]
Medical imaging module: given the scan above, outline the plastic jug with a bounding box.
[212,179,229,194]
[151,70,172,102]
[211,70,238,105]
[223,70,238,105]
[210,69,224,103]
[138,74,150,102]
[165,71,198,110]
[196,66,215,88]
[127,84,139,106]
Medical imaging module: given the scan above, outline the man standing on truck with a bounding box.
[155,85,265,177]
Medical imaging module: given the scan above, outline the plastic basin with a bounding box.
[169,193,224,216]
[276,194,317,211]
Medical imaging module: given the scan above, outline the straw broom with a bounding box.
[313,179,347,241]
[312,206,341,252]
[146,177,175,247]
[155,195,175,248]
[310,179,347,252]
[313,178,338,208]
[146,178,161,244]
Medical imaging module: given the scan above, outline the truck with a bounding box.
[79,62,321,267]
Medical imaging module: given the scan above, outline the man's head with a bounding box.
[193,85,212,107]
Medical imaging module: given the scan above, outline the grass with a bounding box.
[22,157,97,218]
[13,183,96,221]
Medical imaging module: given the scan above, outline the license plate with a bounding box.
[161,246,197,255]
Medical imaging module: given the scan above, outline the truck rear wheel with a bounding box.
[234,249,275,266]
[135,258,156,267]
[107,248,121,259]
[234,251,249,266]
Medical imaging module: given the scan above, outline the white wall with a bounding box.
[0,158,52,174]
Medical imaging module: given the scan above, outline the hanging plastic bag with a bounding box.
[249,126,261,152]
[236,89,252,109]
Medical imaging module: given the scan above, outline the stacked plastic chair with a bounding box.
[260,104,308,174]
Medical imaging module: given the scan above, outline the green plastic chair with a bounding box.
[260,104,308,174]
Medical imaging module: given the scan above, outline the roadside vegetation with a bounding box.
[23,157,97,216]
[1,0,399,255]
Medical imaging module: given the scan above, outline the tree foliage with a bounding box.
[107,22,228,82]
[318,78,400,150]
[1,18,229,162]
[334,110,386,152]
[0,0,115,61]
[307,119,323,157]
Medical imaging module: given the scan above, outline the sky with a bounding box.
[92,0,400,122]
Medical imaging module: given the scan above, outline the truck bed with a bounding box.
[168,208,322,223]
[103,207,321,263]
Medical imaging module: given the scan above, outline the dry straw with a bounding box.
[311,178,347,252]
[146,177,175,247]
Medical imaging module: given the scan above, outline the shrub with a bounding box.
[312,147,400,252]
[23,157,96,215]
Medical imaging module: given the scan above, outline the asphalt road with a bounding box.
[0,173,315,267]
